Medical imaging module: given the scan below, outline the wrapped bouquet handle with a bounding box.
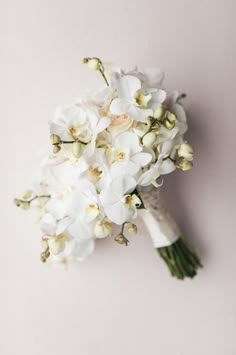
[139,188,202,279]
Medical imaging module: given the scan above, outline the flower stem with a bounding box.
[157,236,202,279]
[99,68,109,86]
[29,195,51,202]
[53,140,86,145]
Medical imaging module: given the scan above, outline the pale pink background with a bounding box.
[2,0,236,354]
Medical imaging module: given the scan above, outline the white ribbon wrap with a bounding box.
[138,189,180,248]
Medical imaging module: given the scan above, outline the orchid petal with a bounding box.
[128,105,152,123]
[151,89,167,104]
[132,152,152,166]
[159,159,176,175]
[115,75,141,100]
[103,201,135,225]
[100,175,136,204]
[114,132,142,155]
[110,161,140,177]
[143,67,165,87]
[110,98,130,115]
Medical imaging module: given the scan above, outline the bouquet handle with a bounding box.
[139,189,202,279]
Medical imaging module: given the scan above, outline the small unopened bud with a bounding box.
[115,234,129,246]
[95,218,113,239]
[23,190,33,200]
[14,198,22,207]
[163,119,175,130]
[50,134,61,144]
[142,132,156,148]
[21,201,30,210]
[127,223,137,235]
[86,58,101,71]
[72,141,83,158]
[41,249,50,263]
[166,111,176,123]
[177,143,194,161]
[154,106,166,119]
[178,159,193,171]
[53,145,61,154]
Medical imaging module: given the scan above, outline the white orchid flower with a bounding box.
[40,197,73,236]
[109,73,153,122]
[46,154,88,186]
[156,103,187,149]
[50,104,93,143]
[85,148,111,192]
[109,72,166,123]
[71,180,100,223]
[67,220,95,262]
[126,67,165,88]
[84,116,110,157]
[109,131,152,178]
[47,233,68,256]
[137,141,176,187]
[47,222,95,262]
[100,175,140,225]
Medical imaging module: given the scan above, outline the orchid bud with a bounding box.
[177,143,194,161]
[41,249,50,263]
[23,190,33,200]
[154,105,166,119]
[166,112,176,123]
[178,159,193,171]
[72,141,82,158]
[115,234,129,246]
[127,223,137,235]
[95,218,113,238]
[84,58,101,71]
[50,134,61,145]
[53,145,61,154]
[14,198,22,207]
[142,132,156,148]
[21,201,30,210]
[163,119,175,130]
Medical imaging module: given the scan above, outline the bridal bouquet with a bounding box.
[15,57,202,279]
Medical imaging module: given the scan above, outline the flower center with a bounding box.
[135,90,151,108]
[122,194,141,209]
[68,123,80,139]
[86,204,99,217]
[88,166,103,181]
[114,148,127,161]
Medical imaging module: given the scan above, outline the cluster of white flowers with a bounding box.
[15,58,194,264]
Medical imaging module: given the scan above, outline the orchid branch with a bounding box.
[83,57,109,86]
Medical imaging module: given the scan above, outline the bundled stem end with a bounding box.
[157,236,202,280]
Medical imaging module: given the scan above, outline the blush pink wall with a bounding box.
[2,0,236,354]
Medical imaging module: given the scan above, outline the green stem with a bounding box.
[157,236,202,280]
[99,68,109,86]
[29,195,51,203]
[53,140,86,146]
